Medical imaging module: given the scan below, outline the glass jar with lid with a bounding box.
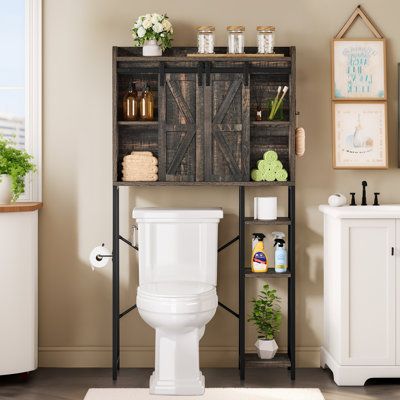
[197,26,215,54]
[257,26,275,54]
[227,26,245,54]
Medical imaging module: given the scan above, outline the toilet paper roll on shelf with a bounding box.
[89,245,112,270]
[254,197,277,220]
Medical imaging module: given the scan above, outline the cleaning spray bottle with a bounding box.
[272,232,287,273]
[251,233,268,273]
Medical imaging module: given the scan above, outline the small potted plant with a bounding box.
[0,136,36,203]
[131,13,173,56]
[248,283,282,359]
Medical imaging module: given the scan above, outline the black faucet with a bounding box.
[361,181,368,206]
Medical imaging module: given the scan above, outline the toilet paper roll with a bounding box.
[256,197,277,220]
[89,246,112,270]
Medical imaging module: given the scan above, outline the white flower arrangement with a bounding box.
[131,13,173,51]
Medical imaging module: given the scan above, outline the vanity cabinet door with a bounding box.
[203,73,250,182]
[341,218,395,366]
[396,220,400,365]
[158,73,201,182]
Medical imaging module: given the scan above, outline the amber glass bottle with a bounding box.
[139,84,154,121]
[123,81,139,121]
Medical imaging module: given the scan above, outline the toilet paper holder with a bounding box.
[93,225,139,263]
[95,244,114,262]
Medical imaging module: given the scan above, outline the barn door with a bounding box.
[158,73,201,182]
[204,73,250,181]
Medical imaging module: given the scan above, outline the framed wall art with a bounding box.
[332,101,388,169]
[331,5,387,169]
[332,39,386,100]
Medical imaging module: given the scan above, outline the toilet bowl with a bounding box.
[137,281,218,395]
[133,207,223,395]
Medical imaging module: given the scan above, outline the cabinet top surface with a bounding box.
[319,204,400,219]
[114,46,295,62]
[0,202,42,213]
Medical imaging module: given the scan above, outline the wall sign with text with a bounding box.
[331,6,388,169]
[332,39,386,100]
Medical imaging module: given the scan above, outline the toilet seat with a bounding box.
[137,281,217,314]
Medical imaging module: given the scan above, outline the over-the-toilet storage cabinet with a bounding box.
[319,205,400,385]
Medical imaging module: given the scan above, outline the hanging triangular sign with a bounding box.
[335,5,383,39]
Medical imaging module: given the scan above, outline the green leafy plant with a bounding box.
[248,283,282,340]
[131,13,173,51]
[0,136,36,201]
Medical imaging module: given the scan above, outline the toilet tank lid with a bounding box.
[133,207,223,220]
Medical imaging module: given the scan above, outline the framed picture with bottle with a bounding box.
[332,101,388,169]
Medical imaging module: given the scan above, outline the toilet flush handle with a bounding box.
[132,225,138,250]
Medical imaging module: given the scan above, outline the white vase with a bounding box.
[142,40,162,57]
[0,174,12,204]
[255,338,278,359]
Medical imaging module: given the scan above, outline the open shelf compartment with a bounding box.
[245,353,291,368]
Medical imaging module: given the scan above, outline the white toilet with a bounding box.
[133,207,223,396]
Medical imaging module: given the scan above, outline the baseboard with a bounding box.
[38,346,320,368]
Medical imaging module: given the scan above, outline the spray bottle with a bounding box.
[251,233,268,273]
[272,232,287,273]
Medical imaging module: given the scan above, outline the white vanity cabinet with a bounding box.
[319,205,400,386]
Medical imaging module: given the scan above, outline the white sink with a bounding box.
[319,204,400,218]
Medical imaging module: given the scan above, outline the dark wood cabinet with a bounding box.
[113,46,295,184]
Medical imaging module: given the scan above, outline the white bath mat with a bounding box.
[84,388,325,400]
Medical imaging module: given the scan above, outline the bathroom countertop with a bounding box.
[319,204,400,219]
[0,202,43,213]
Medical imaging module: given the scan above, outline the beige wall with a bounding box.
[39,0,400,367]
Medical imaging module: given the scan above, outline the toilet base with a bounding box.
[150,371,205,395]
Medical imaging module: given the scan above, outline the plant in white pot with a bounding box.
[248,283,282,359]
[0,136,36,203]
[131,13,173,56]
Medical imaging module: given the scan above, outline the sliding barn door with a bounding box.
[158,73,202,182]
[204,73,250,182]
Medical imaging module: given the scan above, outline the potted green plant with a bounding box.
[248,283,282,359]
[131,13,173,56]
[0,136,36,203]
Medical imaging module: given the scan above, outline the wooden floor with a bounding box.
[0,368,399,400]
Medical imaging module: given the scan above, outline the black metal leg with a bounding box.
[288,186,296,380]
[239,186,245,380]
[112,186,120,380]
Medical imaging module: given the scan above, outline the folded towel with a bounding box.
[275,168,288,182]
[122,165,158,174]
[122,173,158,182]
[123,156,158,166]
[263,150,278,163]
[251,169,263,182]
[130,151,153,157]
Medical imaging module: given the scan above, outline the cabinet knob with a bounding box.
[391,247,395,256]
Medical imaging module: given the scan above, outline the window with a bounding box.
[0,0,41,201]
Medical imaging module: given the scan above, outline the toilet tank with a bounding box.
[133,208,223,286]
